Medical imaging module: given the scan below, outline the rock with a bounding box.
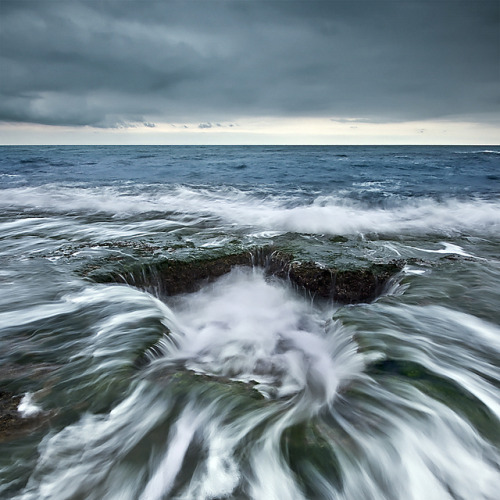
[97,252,253,296]
[0,391,47,442]
[282,422,343,494]
[90,246,403,304]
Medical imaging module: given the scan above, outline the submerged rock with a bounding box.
[90,246,403,304]
[366,358,499,444]
[0,391,48,442]
[154,370,266,402]
[283,422,343,494]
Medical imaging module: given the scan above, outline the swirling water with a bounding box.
[0,146,499,499]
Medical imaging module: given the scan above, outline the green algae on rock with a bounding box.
[89,246,403,304]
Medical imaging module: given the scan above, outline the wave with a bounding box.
[1,184,499,237]
[455,150,500,155]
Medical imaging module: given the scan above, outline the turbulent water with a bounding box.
[1,145,499,499]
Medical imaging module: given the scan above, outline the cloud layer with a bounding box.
[1,0,498,128]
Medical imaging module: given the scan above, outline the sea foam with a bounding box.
[1,184,499,237]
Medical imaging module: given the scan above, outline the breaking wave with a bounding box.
[1,184,499,237]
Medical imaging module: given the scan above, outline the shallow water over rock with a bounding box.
[1,146,499,499]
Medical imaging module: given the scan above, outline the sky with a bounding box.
[0,0,499,145]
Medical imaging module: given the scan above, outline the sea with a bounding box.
[0,145,499,499]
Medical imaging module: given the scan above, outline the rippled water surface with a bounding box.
[1,146,499,499]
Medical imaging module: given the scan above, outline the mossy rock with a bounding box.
[368,358,499,444]
[145,369,267,411]
[89,246,403,305]
[282,422,343,495]
[90,251,253,296]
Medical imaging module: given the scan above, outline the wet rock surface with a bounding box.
[276,258,402,304]
[148,370,266,402]
[90,246,403,304]
[0,391,47,442]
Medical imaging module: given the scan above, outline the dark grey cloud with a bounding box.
[0,0,498,127]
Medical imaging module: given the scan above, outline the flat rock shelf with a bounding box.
[89,246,403,304]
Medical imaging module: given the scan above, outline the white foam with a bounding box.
[18,393,42,418]
[163,268,363,403]
[409,242,477,258]
[2,184,499,238]
[403,266,427,276]
[140,405,204,500]
[455,150,500,154]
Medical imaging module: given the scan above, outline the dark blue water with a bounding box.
[2,145,499,198]
[1,146,499,500]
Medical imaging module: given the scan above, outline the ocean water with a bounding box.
[0,145,499,499]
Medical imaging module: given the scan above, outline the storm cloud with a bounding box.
[0,0,498,128]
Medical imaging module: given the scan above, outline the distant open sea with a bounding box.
[1,145,499,499]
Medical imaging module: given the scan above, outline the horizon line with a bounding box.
[1,143,499,147]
